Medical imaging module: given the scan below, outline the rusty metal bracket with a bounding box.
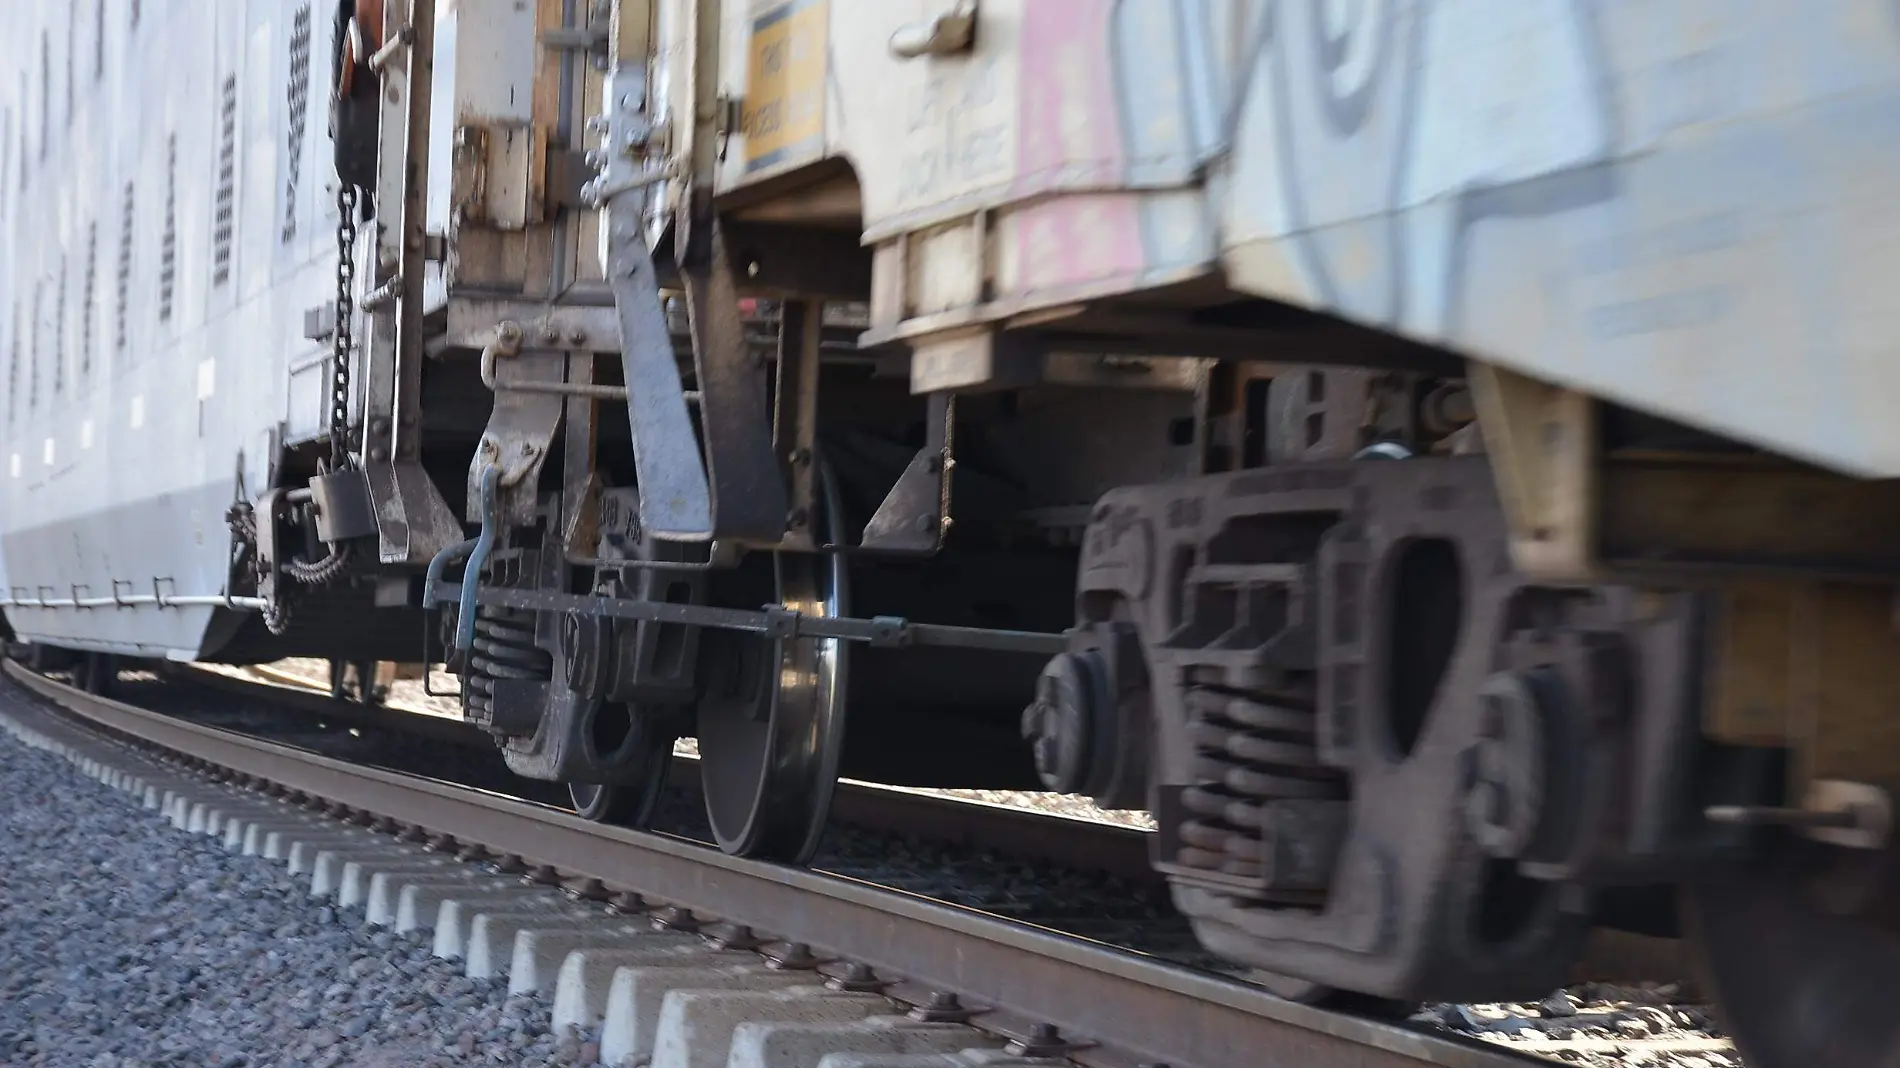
[862,394,955,553]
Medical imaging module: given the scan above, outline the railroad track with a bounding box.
[1,660,1551,1068]
[171,661,1696,993]
[169,663,1159,883]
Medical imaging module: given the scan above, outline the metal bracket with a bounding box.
[773,300,824,552]
[601,65,714,542]
[310,468,378,543]
[255,487,286,615]
[364,458,466,566]
[470,347,566,526]
[862,394,955,553]
[541,26,609,53]
[679,207,790,545]
[763,604,800,640]
[890,0,979,58]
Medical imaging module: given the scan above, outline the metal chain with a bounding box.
[330,184,360,469]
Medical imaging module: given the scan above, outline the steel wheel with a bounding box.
[354,659,384,705]
[568,702,678,828]
[694,468,849,863]
[1688,849,1900,1068]
[81,652,117,697]
[569,779,665,826]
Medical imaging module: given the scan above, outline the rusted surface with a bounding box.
[7,660,1541,1068]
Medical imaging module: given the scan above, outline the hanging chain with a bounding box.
[330,184,360,470]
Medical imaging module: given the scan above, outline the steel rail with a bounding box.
[5,661,1542,1068]
[178,663,1161,880]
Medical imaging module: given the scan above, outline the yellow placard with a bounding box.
[741,0,828,173]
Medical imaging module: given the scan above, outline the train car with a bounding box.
[5,3,1900,1064]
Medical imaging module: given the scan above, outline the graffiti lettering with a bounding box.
[899,58,1009,202]
[1584,286,1735,340]
[1574,210,1743,275]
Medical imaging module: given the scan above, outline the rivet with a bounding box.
[650,906,699,932]
[825,962,885,993]
[906,991,976,1023]
[1006,1022,1069,1058]
[704,924,764,951]
[566,878,612,903]
[765,942,820,970]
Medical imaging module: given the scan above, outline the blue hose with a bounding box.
[422,464,501,653]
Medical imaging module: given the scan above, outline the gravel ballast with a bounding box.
[0,690,583,1068]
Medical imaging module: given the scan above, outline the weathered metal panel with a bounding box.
[711,1,1228,345]
[1218,0,1900,477]
[696,0,1900,477]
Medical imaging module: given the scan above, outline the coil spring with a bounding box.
[464,607,550,723]
[1176,688,1347,886]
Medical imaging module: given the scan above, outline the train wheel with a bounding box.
[353,659,384,705]
[694,470,849,864]
[81,652,117,697]
[568,704,676,828]
[1688,849,1900,1068]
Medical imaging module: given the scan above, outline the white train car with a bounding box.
[0,1,340,659]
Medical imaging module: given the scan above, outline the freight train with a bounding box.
[4,3,1899,1065]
